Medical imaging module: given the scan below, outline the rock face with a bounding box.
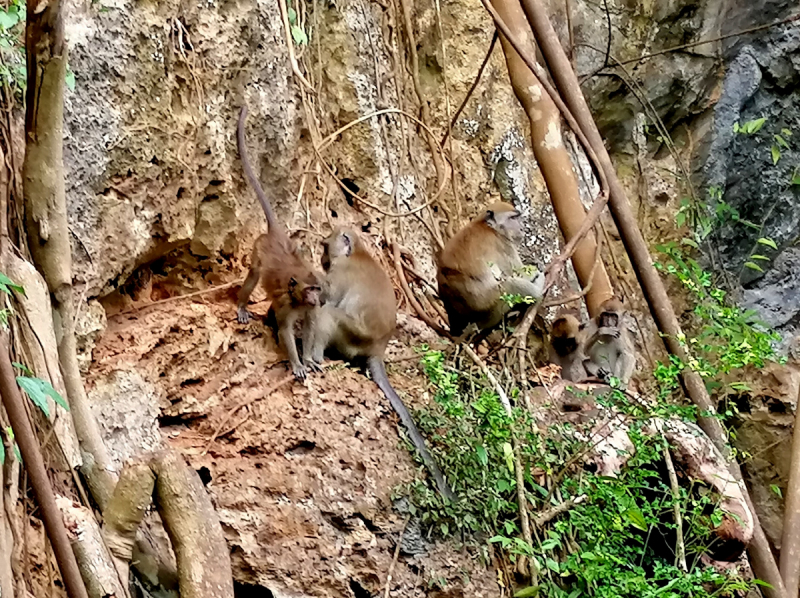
[59,0,800,591]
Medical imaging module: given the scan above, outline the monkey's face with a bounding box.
[487,208,523,244]
[599,311,618,328]
[322,229,354,270]
[304,285,323,307]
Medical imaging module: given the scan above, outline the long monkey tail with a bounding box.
[368,356,455,501]
[237,105,279,232]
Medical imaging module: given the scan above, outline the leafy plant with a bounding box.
[287,2,308,46]
[733,117,766,135]
[0,0,26,94]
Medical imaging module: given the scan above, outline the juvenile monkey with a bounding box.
[582,298,635,386]
[436,202,544,337]
[305,228,455,501]
[549,311,589,383]
[236,105,323,380]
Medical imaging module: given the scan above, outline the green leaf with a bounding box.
[503,442,514,473]
[287,6,297,23]
[752,580,774,589]
[13,444,20,463]
[744,117,766,134]
[681,237,699,249]
[771,484,783,499]
[65,68,75,92]
[0,437,4,465]
[0,9,20,30]
[290,25,308,45]
[675,212,686,227]
[744,261,764,272]
[623,507,648,531]
[0,271,24,296]
[757,237,778,250]
[11,362,32,375]
[514,587,540,597]
[476,445,488,466]
[751,254,770,261]
[782,128,793,137]
[16,376,70,418]
[772,145,781,165]
[775,134,790,148]
[440,522,448,536]
[793,170,800,186]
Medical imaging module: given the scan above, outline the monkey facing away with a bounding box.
[582,298,635,386]
[549,311,589,383]
[436,202,545,338]
[305,228,455,501]
[236,105,323,381]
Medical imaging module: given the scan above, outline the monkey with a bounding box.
[304,228,455,501]
[582,298,636,386]
[548,310,590,383]
[235,105,323,381]
[436,202,545,338]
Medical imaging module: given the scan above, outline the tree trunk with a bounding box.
[23,0,117,510]
[490,0,612,316]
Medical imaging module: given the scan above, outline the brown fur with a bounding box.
[437,202,543,337]
[549,312,589,382]
[235,105,323,380]
[306,228,454,500]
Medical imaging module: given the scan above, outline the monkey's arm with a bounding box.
[501,271,545,304]
[236,267,261,324]
[277,305,306,380]
[614,344,636,385]
[368,356,455,501]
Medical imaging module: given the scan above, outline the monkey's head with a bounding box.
[288,277,324,307]
[483,202,523,244]
[597,298,624,328]
[322,228,360,270]
[551,312,581,356]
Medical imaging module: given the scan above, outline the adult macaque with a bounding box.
[236,105,323,380]
[583,298,635,386]
[436,202,544,337]
[305,228,455,500]
[549,311,589,382]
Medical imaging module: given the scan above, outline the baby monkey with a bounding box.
[236,105,323,380]
[549,310,589,383]
[582,298,635,386]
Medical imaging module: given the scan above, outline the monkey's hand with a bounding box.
[292,362,309,381]
[304,359,324,373]
[597,326,620,339]
[237,307,252,324]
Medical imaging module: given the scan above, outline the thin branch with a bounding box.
[663,446,687,571]
[383,517,410,598]
[533,494,586,527]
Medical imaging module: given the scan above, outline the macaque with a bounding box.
[305,228,455,501]
[549,311,589,382]
[436,202,544,337]
[236,105,323,380]
[582,298,635,386]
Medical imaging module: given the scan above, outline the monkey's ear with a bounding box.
[342,232,353,256]
[288,277,298,289]
[485,209,496,224]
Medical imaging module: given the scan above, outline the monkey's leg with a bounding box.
[278,309,306,381]
[615,349,635,385]
[301,309,323,372]
[306,304,340,365]
[236,268,261,323]
[368,356,455,501]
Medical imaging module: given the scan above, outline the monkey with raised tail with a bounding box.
[549,310,590,382]
[436,202,544,338]
[236,105,324,381]
[304,228,455,501]
[582,298,635,386]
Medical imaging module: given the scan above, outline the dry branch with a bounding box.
[780,390,800,598]
[0,333,88,598]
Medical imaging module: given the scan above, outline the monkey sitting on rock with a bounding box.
[436,202,545,339]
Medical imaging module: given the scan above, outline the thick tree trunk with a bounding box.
[23,0,116,510]
[519,2,786,596]
[780,399,800,598]
[490,0,612,316]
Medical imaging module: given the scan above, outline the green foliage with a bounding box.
[655,241,781,396]
[287,2,308,45]
[399,350,753,597]
[0,0,26,95]
[15,362,70,418]
[733,117,766,135]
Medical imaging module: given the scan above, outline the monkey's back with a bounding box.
[252,232,318,299]
[329,250,396,354]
